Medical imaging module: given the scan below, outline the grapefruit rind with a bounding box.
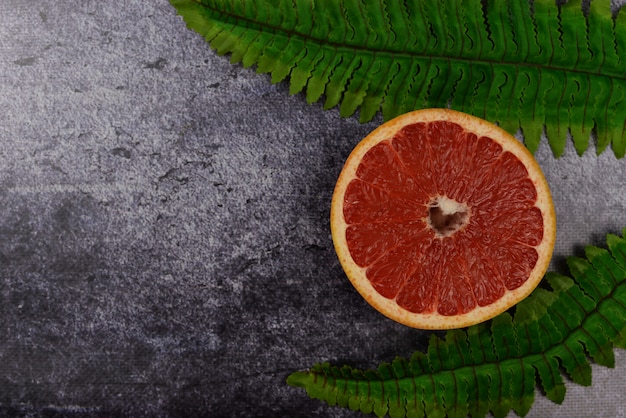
[331,108,556,330]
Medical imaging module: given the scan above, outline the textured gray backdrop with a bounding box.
[1,1,626,417]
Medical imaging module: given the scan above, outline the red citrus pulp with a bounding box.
[331,109,556,329]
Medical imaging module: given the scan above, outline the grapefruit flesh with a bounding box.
[331,109,556,329]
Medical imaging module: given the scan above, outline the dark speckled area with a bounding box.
[1,1,626,417]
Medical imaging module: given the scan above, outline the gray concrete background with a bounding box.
[1,1,626,417]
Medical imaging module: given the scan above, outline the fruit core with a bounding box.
[427,196,470,238]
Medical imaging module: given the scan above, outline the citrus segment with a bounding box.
[331,108,556,330]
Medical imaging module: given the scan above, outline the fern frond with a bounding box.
[171,0,626,157]
[286,228,626,417]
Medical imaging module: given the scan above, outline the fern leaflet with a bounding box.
[286,228,626,417]
[170,0,626,157]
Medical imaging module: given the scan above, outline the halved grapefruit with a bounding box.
[331,108,556,330]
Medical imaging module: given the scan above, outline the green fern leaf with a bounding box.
[171,0,626,157]
[287,228,626,417]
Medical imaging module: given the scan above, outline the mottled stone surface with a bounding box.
[1,1,626,417]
